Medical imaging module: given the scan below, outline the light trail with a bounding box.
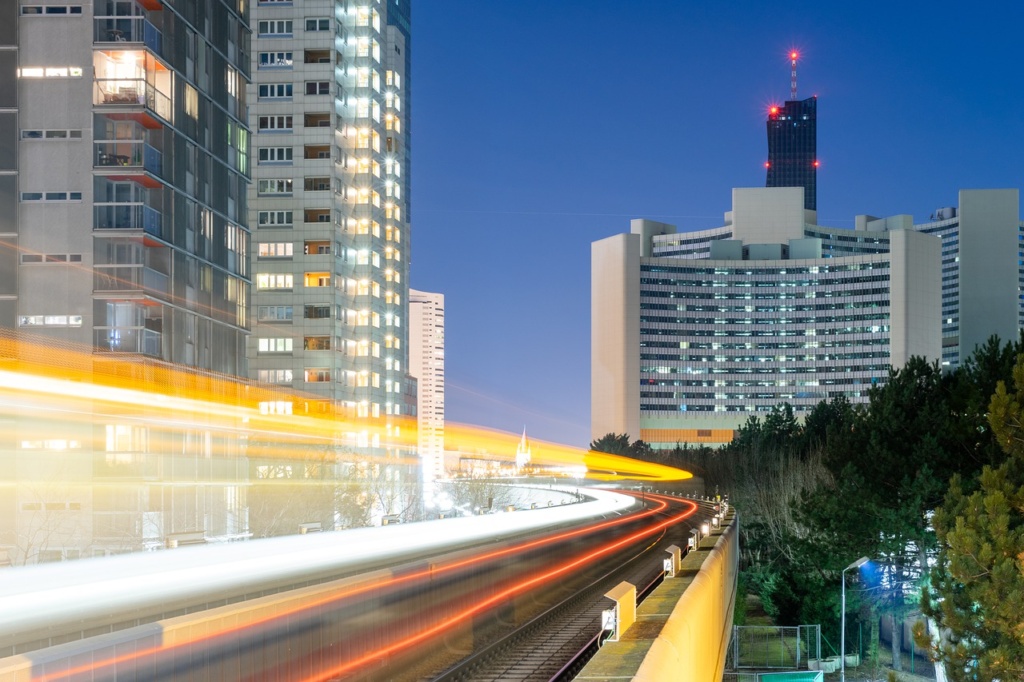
[299,493,699,681]
[32,494,673,681]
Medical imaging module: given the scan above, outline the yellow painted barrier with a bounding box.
[633,514,739,682]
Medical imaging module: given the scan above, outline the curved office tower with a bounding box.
[593,188,1022,448]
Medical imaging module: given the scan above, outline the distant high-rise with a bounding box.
[766,96,817,211]
[409,290,444,500]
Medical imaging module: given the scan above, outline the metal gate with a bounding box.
[726,625,821,670]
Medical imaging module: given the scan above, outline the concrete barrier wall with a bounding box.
[633,513,739,682]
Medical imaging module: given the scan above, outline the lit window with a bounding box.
[258,242,293,258]
[258,338,294,352]
[256,273,294,289]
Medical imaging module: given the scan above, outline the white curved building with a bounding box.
[592,187,1021,447]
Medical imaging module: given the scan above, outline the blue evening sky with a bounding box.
[409,1,1024,447]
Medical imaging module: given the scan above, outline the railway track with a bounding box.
[429,496,701,682]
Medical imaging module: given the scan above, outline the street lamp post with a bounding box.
[842,557,869,682]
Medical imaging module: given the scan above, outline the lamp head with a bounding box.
[845,556,870,571]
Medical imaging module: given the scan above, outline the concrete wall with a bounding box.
[888,229,941,369]
[591,233,640,441]
[958,189,1020,356]
[633,514,739,682]
[728,187,806,245]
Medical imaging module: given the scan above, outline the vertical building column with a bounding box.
[0,1,19,327]
[591,233,641,441]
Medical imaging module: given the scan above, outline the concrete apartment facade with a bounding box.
[409,289,444,501]
[247,0,411,451]
[590,187,1024,448]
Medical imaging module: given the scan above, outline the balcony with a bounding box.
[95,328,162,357]
[94,16,163,56]
[94,265,170,299]
[94,78,172,124]
[94,140,163,177]
[94,203,163,238]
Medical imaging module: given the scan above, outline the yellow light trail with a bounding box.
[0,330,691,487]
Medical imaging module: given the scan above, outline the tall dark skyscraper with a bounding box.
[766,96,818,210]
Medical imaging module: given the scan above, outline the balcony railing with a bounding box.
[94,265,170,298]
[94,140,163,177]
[94,203,162,238]
[94,79,172,123]
[94,16,163,55]
[95,328,162,358]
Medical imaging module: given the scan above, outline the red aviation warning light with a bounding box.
[770,106,779,115]
[764,161,771,168]
[790,50,799,100]
[813,160,821,168]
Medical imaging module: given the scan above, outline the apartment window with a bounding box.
[257,369,293,384]
[18,66,83,78]
[21,129,83,140]
[258,147,293,163]
[259,401,293,415]
[257,305,293,321]
[258,242,293,258]
[258,83,293,99]
[304,368,331,383]
[258,210,293,227]
[305,81,329,95]
[304,177,330,191]
[304,305,331,319]
[257,20,292,36]
[258,338,293,352]
[305,18,330,31]
[304,272,330,287]
[22,5,84,14]
[303,336,330,351]
[257,179,293,195]
[22,253,82,264]
[258,52,294,68]
[21,191,82,202]
[256,273,294,289]
[18,315,83,327]
[257,115,293,132]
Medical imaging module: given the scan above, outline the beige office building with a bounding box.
[590,187,1024,448]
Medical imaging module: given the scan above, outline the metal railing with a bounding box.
[93,266,170,298]
[94,203,162,237]
[94,79,172,123]
[93,16,162,55]
[94,141,163,177]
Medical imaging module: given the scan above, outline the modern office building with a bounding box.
[4,0,254,562]
[766,96,817,211]
[590,187,1024,448]
[409,289,444,499]
[247,0,411,451]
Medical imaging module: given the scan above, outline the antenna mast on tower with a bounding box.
[790,51,798,100]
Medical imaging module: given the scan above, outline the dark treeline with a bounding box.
[591,335,1024,680]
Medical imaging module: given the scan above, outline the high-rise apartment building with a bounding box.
[11,0,251,371]
[766,96,817,211]
[4,0,253,563]
[592,187,1023,448]
[248,0,411,449]
[409,289,444,499]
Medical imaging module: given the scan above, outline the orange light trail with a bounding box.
[299,493,698,681]
[34,497,678,682]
